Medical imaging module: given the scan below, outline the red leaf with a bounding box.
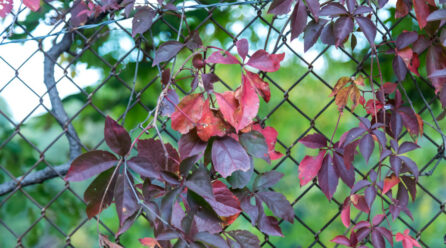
[215,91,239,129]
[383,82,397,94]
[236,39,249,61]
[104,116,131,156]
[341,198,351,227]
[246,50,285,72]
[197,99,230,141]
[290,0,308,41]
[207,180,242,217]
[365,99,383,115]
[383,174,400,194]
[234,75,260,131]
[211,137,251,178]
[171,93,205,134]
[317,154,339,200]
[299,150,326,186]
[139,237,160,247]
[395,0,410,18]
[245,70,271,102]
[0,0,13,18]
[252,124,283,160]
[206,50,240,65]
[331,235,351,246]
[178,132,207,160]
[152,41,185,66]
[23,0,40,11]
[65,151,117,181]
[395,229,421,248]
[114,173,139,226]
[267,0,293,15]
[413,0,430,29]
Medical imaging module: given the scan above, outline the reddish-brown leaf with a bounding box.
[178,132,207,160]
[137,139,180,174]
[65,150,117,181]
[395,0,410,18]
[215,91,239,129]
[197,100,230,141]
[267,0,293,15]
[104,116,131,156]
[114,173,139,226]
[341,198,351,227]
[299,150,326,186]
[84,168,117,219]
[245,70,271,102]
[139,237,161,248]
[299,133,328,149]
[246,50,285,72]
[171,93,205,134]
[207,180,242,217]
[413,0,430,29]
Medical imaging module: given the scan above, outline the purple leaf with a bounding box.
[194,209,222,234]
[132,7,155,37]
[65,150,117,181]
[236,39,249,61]
[160,89,179,117]
[267,0,294,15]
[240,131,270,163]
[371,230,386,248]
[127,156,159,178]
[227,230,261,248]
[393,55,408,82]
[240,195,260,225]
[253,171,284,191]
[201,73,219,93]
[399,156,419,179]
[398,142,419,154]
[401,176,417,201]
[319,3,348,16]
[179,132,207,160]
[333,153,355,188]
[185,168,214,200]
[258,213,283,237]
[334,16,354,47]
[390,112,403,138]
[152,41,185,66]
[427,9,446,21]
[299,133,328,149]
[307,0,320,21]
[396,31,419,50]
[186,31,203,51]
[390,155,402,175]
[84,168,117,219]
[290,0,308,41]
[317,154,339,200]
[303,19,328,52]
[344,127,366,146]
[355,16,376,47]
[228,158,254,189]
[373,130,387,148]
[211,137,251,178]
[364,185,376,208]
[353,6,373,15]
[257,191,294,223]
[114,173,139,226]
[346,0,356,13]
[359,134,374,163]
[105,116,131,156]
[70,0,88,27]
[375,227,393,246]
[372,214,386,226]
[351,180,371,194]
[331,235,351,246]
[428,68,446,78]
[321,22,336,45]
[194,232,229,248]
[137,139,180,174]
[344,140,359,169]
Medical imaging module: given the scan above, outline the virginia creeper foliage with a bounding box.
[3,0,444,246]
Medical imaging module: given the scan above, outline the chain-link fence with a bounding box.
[0,0,445,247]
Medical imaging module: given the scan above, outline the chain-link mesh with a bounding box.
[0,0,445,247]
